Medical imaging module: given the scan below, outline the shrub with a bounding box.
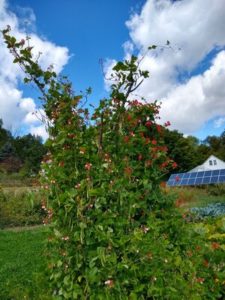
[3,27,225,299]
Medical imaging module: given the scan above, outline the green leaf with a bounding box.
[129,292,138,300]
[113,61,128,71]
[88,188,102,196]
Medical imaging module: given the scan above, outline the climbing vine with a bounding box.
[2,26,224,299]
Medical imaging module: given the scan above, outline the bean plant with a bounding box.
[2,26,224,299]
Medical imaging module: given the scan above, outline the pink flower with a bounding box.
[141,226,149,233]
[20,39,25,46]
[138,154,143,161]
[85,163,92,171]
[105,279,114,288]
[164,121,171,127]
[131,99,142,106]
[41,205,47,211]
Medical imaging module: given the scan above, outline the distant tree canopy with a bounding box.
[0,119,46,174]
[164,128,225,173]
[13,134,46,174]
[0,119,12,148]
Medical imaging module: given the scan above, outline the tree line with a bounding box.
[0,119,46,175]
[0,117,224,176]
[164,128,225,173]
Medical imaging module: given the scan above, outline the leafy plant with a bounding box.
[2,27,225,299]
[191,203,225,218]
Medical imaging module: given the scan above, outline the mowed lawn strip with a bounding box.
[0,226,50,299]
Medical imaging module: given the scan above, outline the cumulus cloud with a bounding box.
[0,0,70,140]
[126,0,225,70]
[30,124,48,141]
[106,0,225,135]
[160,51,225,133]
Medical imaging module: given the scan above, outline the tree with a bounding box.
[13,134,46,174]
[0,117,46,174]
[203,133,225,161]
[0,119,12,149]
[163,129,202,172]
[0,142,22,173]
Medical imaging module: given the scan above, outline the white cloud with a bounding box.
[122,41,134,58]
[0,0,70,140]
[19,98,36,112]
[214,117,225,129]
[126,0,225,71]
[23,108,46,125]
[27,34,69,74]
[160,50,225,133]
[105,0,225,135]
[30,124,48,141]
[103,58,117,91]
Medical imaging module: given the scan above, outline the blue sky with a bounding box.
[0,0,225,141]
[8,0,145,106]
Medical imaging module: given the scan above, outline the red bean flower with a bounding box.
[172,162,178,169]
[196,277,205,284]
[164,121,171,127]
[175,176,180,182]
[211,242,220,250]
[104,279,114,288]
[145,120,152,128]
[124,136,130,143]
[138,154,143,161]
[85,163,92,171]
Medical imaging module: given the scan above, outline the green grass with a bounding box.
[0,172,34,187]
[0,226,51,299]
[167,186,225,209]
[0,186,44,228]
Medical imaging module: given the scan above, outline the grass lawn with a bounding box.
[0,226,51,299]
